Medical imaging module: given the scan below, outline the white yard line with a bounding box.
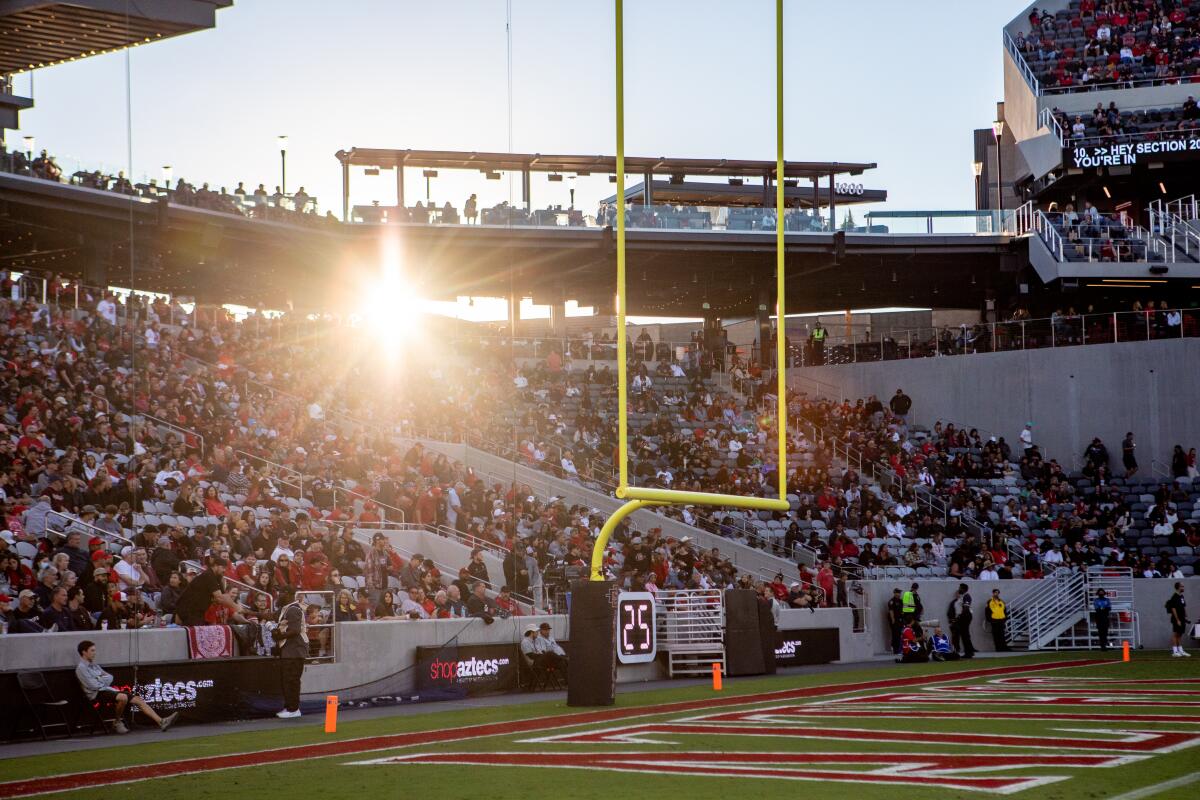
[1107,771,1200,800]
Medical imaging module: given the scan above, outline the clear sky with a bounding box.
[7,0,1022,318]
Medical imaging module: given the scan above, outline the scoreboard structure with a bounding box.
[616,591,657,664]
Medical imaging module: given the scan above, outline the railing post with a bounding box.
[1021,320,1026,350]
[1145,310,1151,340]
[1113,312,1118,343]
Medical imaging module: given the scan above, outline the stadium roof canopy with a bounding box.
[0,0,231,73]
[336,148,876,179]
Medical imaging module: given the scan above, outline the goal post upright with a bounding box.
[589,0,790,586]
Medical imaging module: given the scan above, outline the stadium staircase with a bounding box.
[655,589,726,677]
[1005,567,1138,650]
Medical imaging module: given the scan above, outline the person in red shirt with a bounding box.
[300,545,331,590]
[769,573,789,601]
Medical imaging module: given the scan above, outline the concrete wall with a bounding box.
[779,607,873,664]
[857,577,1200,654]
[790,337,1200,472]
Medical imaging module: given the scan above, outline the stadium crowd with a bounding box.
[1014,1,1200,91]
[0,280,1196,640]
[0,143,336,229]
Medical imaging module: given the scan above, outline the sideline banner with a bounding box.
[1,657,287,738]
[415,643,520,699]
[774,628,840,667]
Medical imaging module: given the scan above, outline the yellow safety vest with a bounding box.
[988,598,1006,620]
[901,590,916,614]
[812,328,826,341]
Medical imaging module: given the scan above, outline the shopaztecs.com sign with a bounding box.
[416,644,519,697]
[1067,136,1200,168]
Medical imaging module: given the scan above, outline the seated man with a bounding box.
[930,626,958,661]
[76,640,178,734]
[534,622,568,671]
[519,624,541,669]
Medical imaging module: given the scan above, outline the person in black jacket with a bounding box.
[275,592,309,718]
[889,389,912,421]
[947,583,976,658]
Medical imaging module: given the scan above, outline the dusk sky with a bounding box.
[8,0,1022,317]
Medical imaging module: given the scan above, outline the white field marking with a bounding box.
[679,707,1200,726]
[344,751,1081,795]
[1105,771,1200,800]
[519,722,1200,751]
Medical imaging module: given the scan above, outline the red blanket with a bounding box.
[186,625,233,659]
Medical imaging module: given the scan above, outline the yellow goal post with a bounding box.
[591,0,790,580]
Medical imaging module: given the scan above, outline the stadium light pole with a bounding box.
[162,165,173,196]
[972,161,983,214]
[23,135,34,159]
[278,135,288,195]
[991,120,1004,230]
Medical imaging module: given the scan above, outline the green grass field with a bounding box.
[3,652,1199,800]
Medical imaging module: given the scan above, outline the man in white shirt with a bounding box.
[398,587,430,619]
[1019,423,1034,455]
[893,501,914,519]
[113,548,148,593]
[978,563,1000,581]
[96,294,117,326]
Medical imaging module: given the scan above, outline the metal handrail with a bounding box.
[1003,29,1042,95]
[350,527,542,613]
[46,510,133,546]
[138,412,205,458]
[180,558,275,610]
[330,485,407,524]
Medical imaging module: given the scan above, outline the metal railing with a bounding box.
[290,589,336,663]
[180,559,275,612]
[655,588,725,648]
[1003,29,1042,95]
[349,526,542,613]
[1148,200,1200,263]
[1005,568,1087,651]
[46,510,133,547]
[138,413,205,458]
[791,305,1200,367]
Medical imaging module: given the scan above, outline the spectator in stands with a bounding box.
[1122,432,1139,477]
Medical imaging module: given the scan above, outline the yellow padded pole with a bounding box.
[621,486,790,513]
[590,499,650,581]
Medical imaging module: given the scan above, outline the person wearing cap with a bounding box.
[518,623,541,672]
[76,640,178,734]
[399,553,425,590]
[535,622,568,670]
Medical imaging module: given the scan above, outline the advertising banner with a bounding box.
[1066,137,1200,169]
[415,643,520,699]
[774,628,840,667]
[2,657,287,739]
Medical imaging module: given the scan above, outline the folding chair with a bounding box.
[17,672,74,741]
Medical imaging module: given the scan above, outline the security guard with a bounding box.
[1092,588,1112,651]
[901,582,922,623]
[886,588,904,655]
[810,323,827,365]
[986,588,1009,652]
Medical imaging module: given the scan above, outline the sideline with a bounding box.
[1106,771,1200,800]
[0,658,1097,799]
